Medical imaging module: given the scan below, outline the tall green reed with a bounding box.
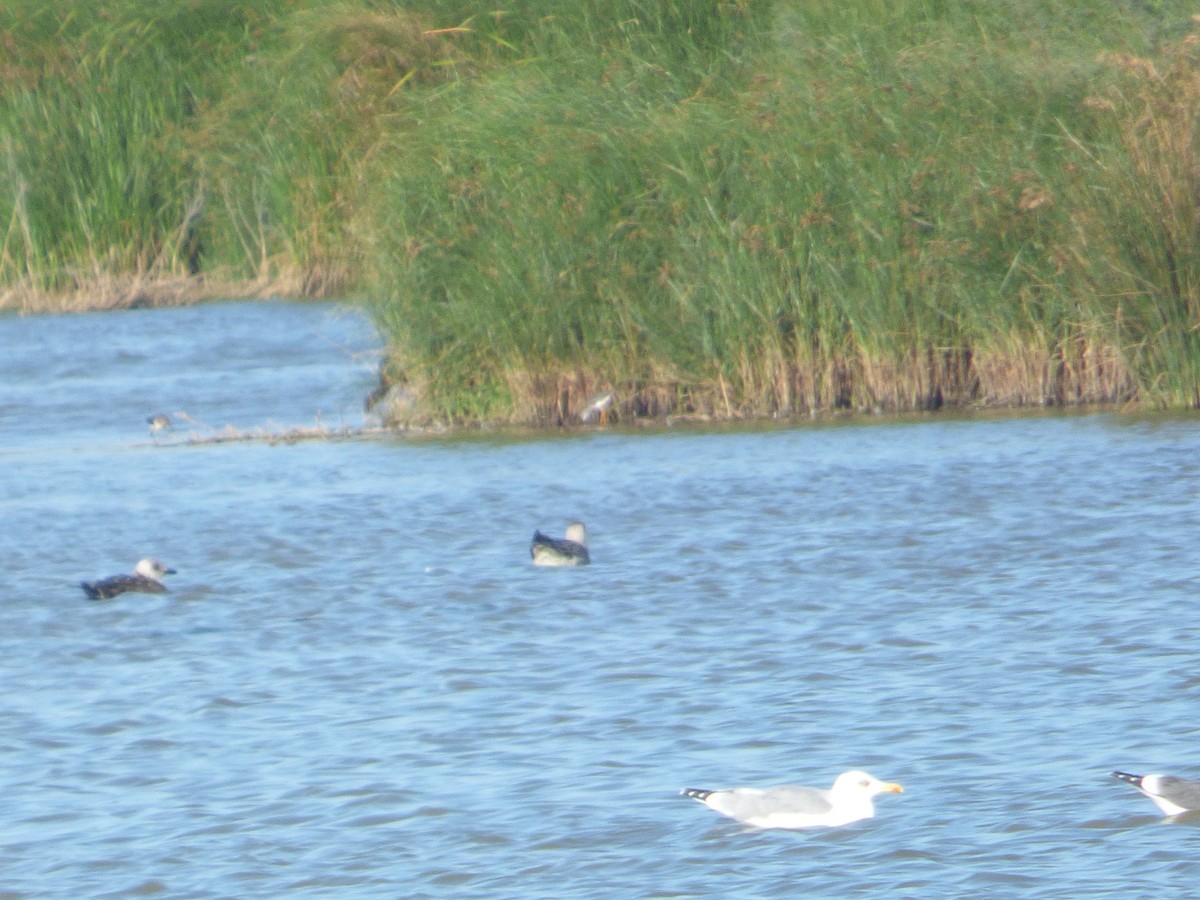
[364,0,1184,422]
[5,0,1200,423]
[0,2,286,299]
[1064,40,1200,406]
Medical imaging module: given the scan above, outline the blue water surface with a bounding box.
[1,301,1199,898]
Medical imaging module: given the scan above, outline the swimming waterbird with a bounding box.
[530,522,590,566]
[681,770,904,829]
[81,558,177,600]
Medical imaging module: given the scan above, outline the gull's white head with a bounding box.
[830,770,905,799]
[1141,774,1166,793]
[564,522,588,546]
[134,558,176,581]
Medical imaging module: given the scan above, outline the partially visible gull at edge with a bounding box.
[1111,771,1200,815]
[682,770,903,829]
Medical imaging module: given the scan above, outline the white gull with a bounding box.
[682,770,903,829]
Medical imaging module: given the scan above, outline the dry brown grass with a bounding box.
[483,336,1144,425]
[0,266,322,315]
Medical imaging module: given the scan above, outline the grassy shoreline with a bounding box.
[0,271,300,315]
[6,2,1200,423]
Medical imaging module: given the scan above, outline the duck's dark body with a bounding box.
[81,574,169,600]
[80,559,176,600]
[530,528,590,566]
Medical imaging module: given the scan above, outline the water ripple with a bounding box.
[2,304,1200,895]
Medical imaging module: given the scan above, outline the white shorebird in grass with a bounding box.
[81,558,177,600]
[580,390,614,424]
[1111,771,1200,816]
[530,522,590,566]
[682,770,904,829]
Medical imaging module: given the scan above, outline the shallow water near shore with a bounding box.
[2,300,1200,897]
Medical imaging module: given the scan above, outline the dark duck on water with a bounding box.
[530,522,590,567]
[81,558,176,600]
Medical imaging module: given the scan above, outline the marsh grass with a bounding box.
[360,0,1195,422]
[6,1,1200,423]
[364,0,1200,423]
[0,3,279,307]
[0,0,436,309]
[1062,38,1200,407]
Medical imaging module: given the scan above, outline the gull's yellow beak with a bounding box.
[881,782,904,794]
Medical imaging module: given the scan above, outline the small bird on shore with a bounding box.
[580,390,614,425]
[147,414,174,443]
[681,770,903,829]
[1111,771,1200,816]
[530,522,590,566]
[81,558,177,600]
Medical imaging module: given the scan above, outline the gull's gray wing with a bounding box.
[708,785,833,820]
[1154,776,1200,812]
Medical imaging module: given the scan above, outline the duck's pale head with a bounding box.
[134,558,176,581]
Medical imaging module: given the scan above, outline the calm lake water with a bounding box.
[2,300,1199,898]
